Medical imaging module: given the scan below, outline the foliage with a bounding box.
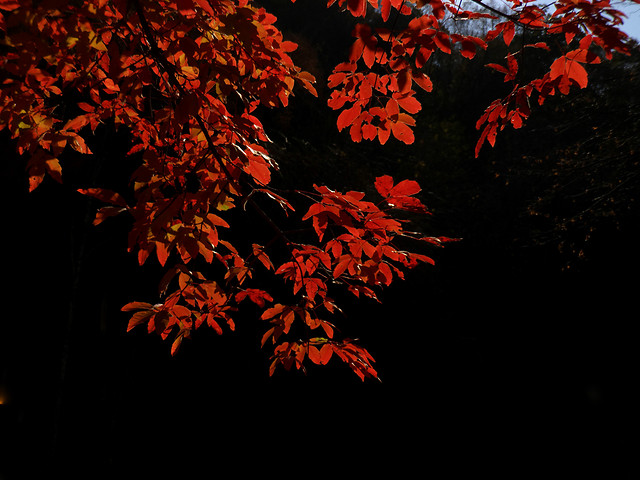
[0,0,637,380]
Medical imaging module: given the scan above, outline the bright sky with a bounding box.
[616,1,640,40]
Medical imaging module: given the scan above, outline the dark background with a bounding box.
[2,1,639,477]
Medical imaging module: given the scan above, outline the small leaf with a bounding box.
[126,310,154,332]
[121,301,154,312]
[77,188,127,207]
[68,134,92,154]
[502,21,515,46]
[93,206,127,225]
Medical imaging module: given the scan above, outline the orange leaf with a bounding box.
[121,301,154,311]
[77,188,127,206]
[170,333,184,356]
[193,0,215,16]
[246,156,271,185]
[126,310,154,332]
[102,77,119,93]
[156,241,170,266]
[93,206,127,225]
[308,345,322,364]
[68,134,92,154]
[235,288,274,308]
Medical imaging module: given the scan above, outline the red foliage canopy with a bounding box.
[1,0,636,380]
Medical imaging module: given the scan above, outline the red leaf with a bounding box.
[93,206,127,225]
[252,243,274,270]
[502,21,515,47]
[434,32,451,54]
[63,115,90,132]
[550,56,589,90]
[77,188,127,207]
[172,305,192,321]
[525,42,550,51]
[363,43,377,69]
[235,289,274,308]
[350,38,365,63]
[333,255,352,278]
[362,123,377,140]
[309,343,333,365]
[385,98,400,119]
[193,0,215,16]
[337,104,361,131]
[121,301,154,312]
[319,343,333,364]
[380,0,391,21]
[395,94,421,114]
[486,63,509,75]
[156,241,170,266]
[374,175,395,197]
[261,304,287,320]
[391,121,414,144]
[390,179,421,197]
[246,156,271,185]
[349,116,364,142]
[412,72,433,92]
[171,333,184,356]
[308,345,322,364]
[207,314,223,335]
[459,38,478,59]
[378,122,391,144]
[126,310,154,332]
[68,134,93,154]
[347,0,366,17]
[102,77,119,93]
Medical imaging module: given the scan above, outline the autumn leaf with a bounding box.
[391,121,414,144]
[77,188,128,207]
[121,301,154,311]
[67,134,93,154]
[337,104,362,131]
[374,175,395,197]
[550,55,589,93]
[309,343,333,365]
[346,0,366,17]
[389,179,421,197]
[235,289,274,308]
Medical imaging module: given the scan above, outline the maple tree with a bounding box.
[1,0,637,381]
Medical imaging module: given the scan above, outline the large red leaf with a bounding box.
[550,56,589,91]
